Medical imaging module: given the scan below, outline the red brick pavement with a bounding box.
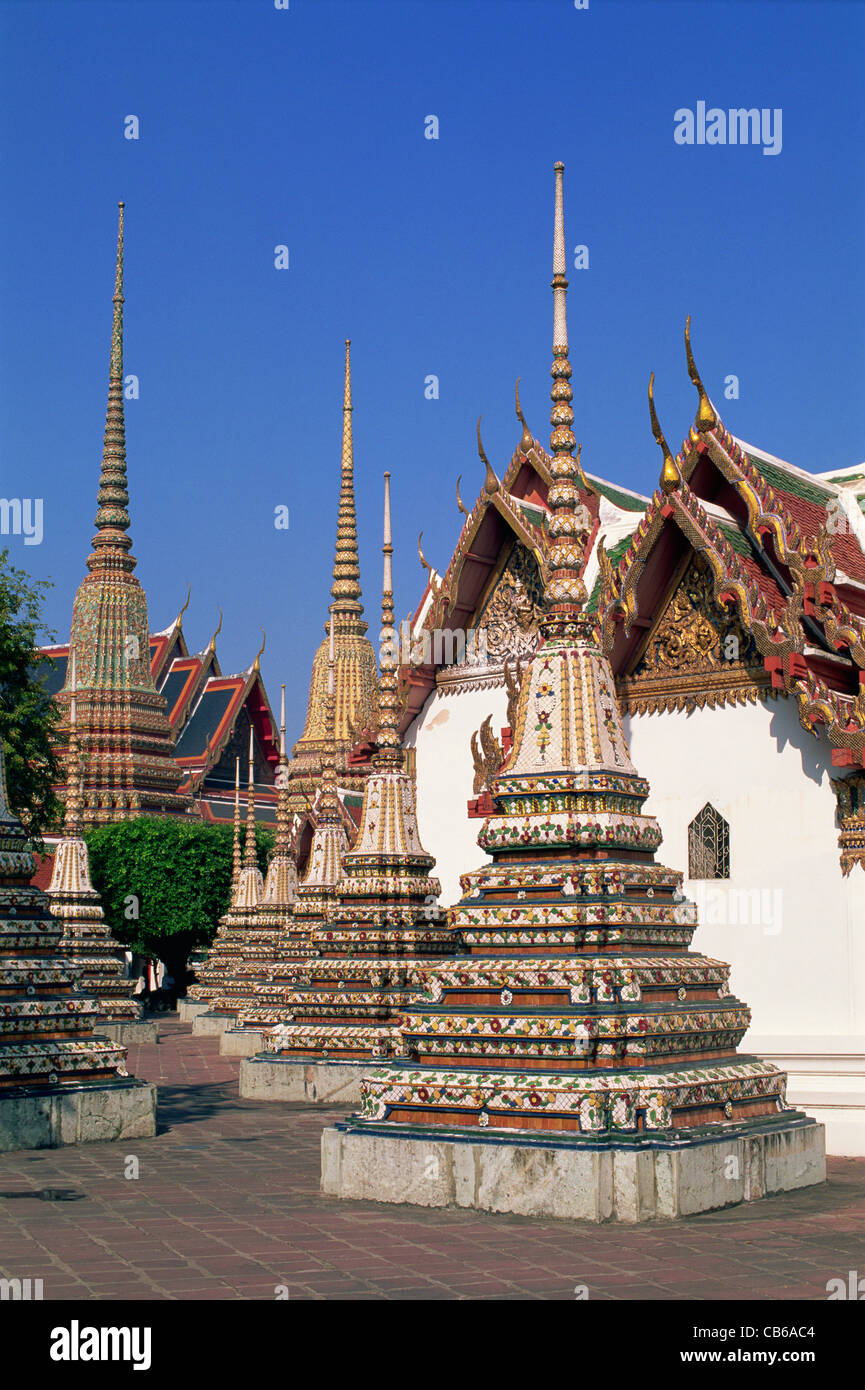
[0,1016,862,1301]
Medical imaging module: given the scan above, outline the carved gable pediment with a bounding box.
[616,552,773,715]
[435,541,545,695]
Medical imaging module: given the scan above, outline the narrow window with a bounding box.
[688,804,730,879]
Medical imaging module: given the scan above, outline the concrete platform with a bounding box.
[96,1020,159,1045]
[191,1011,233,1037]
[321,1118,826,1223]
[0,1079,157,1153]
[177,999,210,1023]
[220,1027,266,1057]
[240,1055,364,1103]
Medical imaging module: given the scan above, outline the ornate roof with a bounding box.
[597,321,865,768]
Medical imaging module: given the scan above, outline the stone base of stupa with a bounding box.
[0,1079,157,1154]
[240,1055,366,1104]
[191,1010,233,1037]
[95,1020,159,1045]
[178,998,210,1023]
[321,1115,826,1223]
[221,1027,266,1057]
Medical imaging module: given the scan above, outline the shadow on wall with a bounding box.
[768,696,832,788]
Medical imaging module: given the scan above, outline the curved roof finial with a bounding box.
[515,378,533,454]
[649,372,682,494]
[456,474,469,519]
[573,442,593,498]
[477,417,500,495]
[685,315,717,433]
[252,628,266,673]
[418,531,435,583]
[175,582,191,629]
[206,606,223,654]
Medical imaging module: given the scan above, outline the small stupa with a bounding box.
[190,728,273,1036]
[46,655,156,1043]
[0,740,156,1150]
[240,474,455,1104]
[216,686,307,1055]
[321,164,826,1221]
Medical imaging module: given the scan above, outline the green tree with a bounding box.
[85,817,274,986]
[0,548,60,842]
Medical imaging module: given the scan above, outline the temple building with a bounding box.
[0,739,156,1151]
[397,244,865,1162]
[322,163,827,1221]
[238,475,454,1102]
[40,609,281,831]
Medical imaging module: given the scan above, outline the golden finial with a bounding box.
[174,582,191,629]
[685,315,716,433]
[206,606,223,654]
[515,378,533,454]
[573,442,593,498]
[648,372,682,494]
[418,531,434,582]
[477,417,500,494]
[456,474,470,519]
[252,628,266,672]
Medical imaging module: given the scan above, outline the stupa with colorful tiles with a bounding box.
[0,741,156,1151]
[228,629,349,1065]
[187,734,276,1035]
[46,656,156,1044]
[321,164,826,1221]
[286,340,380,813]
[54,203,189,824]
[239,473,456,1104]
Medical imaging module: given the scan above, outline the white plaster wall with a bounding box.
[410,686,864,1048]
[624,698,865,1050]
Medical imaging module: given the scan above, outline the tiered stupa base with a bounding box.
[238,937,454,1101]
[1,1075,157,1154]
[321,1107,825,1222]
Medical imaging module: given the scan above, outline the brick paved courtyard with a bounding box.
[0,1017,862,1301]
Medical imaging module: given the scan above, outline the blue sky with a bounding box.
[1,0,863,738]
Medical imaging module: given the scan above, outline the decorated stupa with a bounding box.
[213,687,308,1055]
[321,164,826,1221]
[240,474,456,1103]
[0,740,156,1151]
[286,340,380,811]
[55,202,188,824]
[189,731,274,1035]
[46,655,155,1043]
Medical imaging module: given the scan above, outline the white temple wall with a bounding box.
[408,685,865,1153]
[625,697,865,1156]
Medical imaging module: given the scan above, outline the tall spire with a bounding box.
[63,652,84,836]
[231,755,242,892]
[544,162,588,621]
[329,339,363,624]
[376,472,402,766]
[244,726,257,868]
[89,201,134,575]
[317,624,342,823]
[275,684,291,851]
